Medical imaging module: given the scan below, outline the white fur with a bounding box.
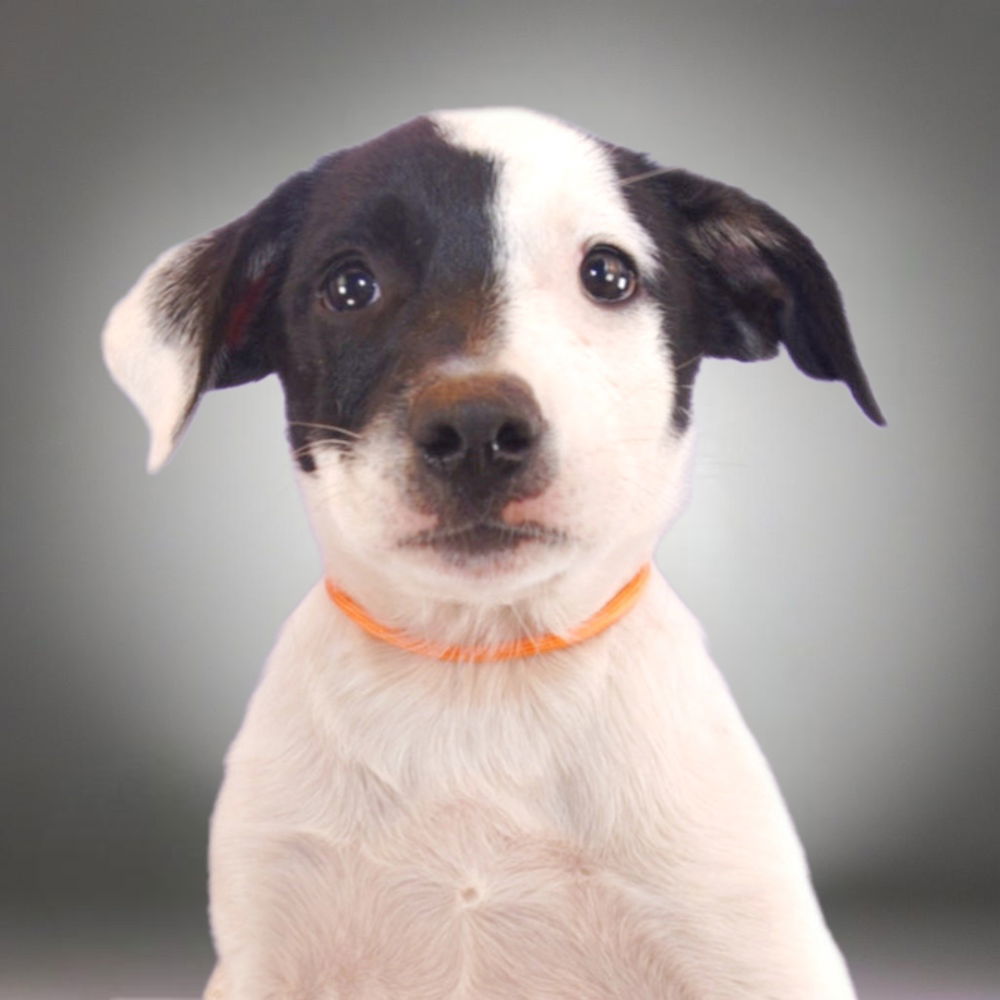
[102,243,201,473]
[107,108,858,998]
[207,573,854,999]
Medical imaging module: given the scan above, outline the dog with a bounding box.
[103,107,883,999]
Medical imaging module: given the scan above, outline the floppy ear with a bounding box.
[654,169,884,425]
[102,171,313,471]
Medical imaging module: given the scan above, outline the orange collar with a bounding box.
[324,563,652,664]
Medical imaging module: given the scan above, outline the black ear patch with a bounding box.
[615,154,884,426]
[153,170,314,400]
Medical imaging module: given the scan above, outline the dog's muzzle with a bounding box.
[404,373,554,553]
[408,373,547,497]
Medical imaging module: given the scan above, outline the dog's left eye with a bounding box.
[580,245,638,303]
[320,261,381,312]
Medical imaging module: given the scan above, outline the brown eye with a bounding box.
[321,260,380,311]
[580,245,638,303]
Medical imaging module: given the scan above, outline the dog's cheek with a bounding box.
[616,339,689,525]
[583,361,680,542]
[294,426,434,566]
[501,297,676,542]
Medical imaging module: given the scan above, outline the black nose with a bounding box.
[408,374,545,487]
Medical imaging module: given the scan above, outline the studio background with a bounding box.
[2,2,997,997]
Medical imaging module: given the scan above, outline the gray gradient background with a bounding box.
[3,1,998,997]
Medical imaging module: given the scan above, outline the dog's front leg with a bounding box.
[205,831,308,1000]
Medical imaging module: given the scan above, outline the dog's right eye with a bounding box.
[320,261,381,312]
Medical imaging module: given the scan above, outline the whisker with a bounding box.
[507,599,537,643]
[287,421,362,440]
[289,438,353,462]
[287,421,362,464]
[674,353,703,372]
[621,166,675,187]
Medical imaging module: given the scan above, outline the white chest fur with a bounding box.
[207,573,855,999]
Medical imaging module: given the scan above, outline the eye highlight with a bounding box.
[580,245,638,303]
[320,260,381,312]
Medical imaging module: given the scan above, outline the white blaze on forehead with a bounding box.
[431,108,659,278]
[428,107,680,586]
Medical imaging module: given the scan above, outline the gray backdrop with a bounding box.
[3,1,998,996]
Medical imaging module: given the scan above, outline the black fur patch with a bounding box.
[151,117,500,473]
[275,118,501,471]
[608,145,884,427]
[153,170,314,403]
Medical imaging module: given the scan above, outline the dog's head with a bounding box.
[104,108,882,616]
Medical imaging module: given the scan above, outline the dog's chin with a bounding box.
[396,519,572,584]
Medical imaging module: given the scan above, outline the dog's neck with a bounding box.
[318,538,661,652]
[325,563,651,663]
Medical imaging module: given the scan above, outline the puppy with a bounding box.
[103,108,883,999]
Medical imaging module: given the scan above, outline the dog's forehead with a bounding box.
[431,108,659,273]
[300,116,494,269]
[304,109,658,276]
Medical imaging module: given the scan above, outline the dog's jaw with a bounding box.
[294,406,693,649]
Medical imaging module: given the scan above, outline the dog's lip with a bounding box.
[400,519,568,551]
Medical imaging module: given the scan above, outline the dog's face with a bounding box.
[104,108,882,607]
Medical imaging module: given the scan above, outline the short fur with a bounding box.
[103,107,882,999]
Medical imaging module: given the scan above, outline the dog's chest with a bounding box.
[213,605,697,995]
[222,745,684,997]
[237,798,684,997]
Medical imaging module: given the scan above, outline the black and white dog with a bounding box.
[104,108,882,999]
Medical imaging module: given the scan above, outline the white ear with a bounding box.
[102,243,203,473]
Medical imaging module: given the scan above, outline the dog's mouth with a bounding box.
[400,519,568,556]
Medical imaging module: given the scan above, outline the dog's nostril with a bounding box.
[408,374,545,481]
[421,422,465,463]
[493,419,534,460]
